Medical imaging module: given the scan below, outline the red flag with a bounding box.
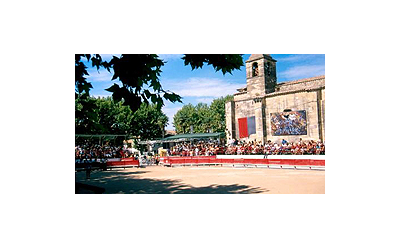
[238,117,248,138]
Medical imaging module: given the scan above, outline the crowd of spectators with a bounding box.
[75,143,127,162]
[169,141,224,156]
[76,138,325,162]
[168,138,325,156]
[225,138,325,155]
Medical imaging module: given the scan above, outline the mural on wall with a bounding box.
[270,110,307,136]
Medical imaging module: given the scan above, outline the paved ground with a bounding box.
[75,166,325,194]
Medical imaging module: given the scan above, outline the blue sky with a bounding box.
[83,54,325,130]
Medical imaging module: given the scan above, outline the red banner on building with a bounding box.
[238,117,248,138]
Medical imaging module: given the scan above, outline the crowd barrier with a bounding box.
[160,156,324,170]
[160,156,216,164]
[106,158,139,167]
[216,155,325,160]
[75,158,140,173]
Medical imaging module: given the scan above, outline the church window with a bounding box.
[252,62,259,77]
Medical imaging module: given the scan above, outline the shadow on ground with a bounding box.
[75,170,268,194]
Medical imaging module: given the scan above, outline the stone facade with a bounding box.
[225,54,325,143]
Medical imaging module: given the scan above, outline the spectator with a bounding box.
[77,138,325,160]
[167,139,325,156]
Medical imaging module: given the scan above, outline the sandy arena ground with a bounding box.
[75,165,325,194]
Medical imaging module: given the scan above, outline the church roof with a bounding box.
[278,75,325,86]
[246,54,276,63]
[233,75,325,96]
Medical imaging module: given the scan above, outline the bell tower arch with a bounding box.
[246,54,277,97]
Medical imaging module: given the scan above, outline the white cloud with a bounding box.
[195,97,214,104]
[278,54,319,62]
[164,77,244,98]
[280,65,325,79]
[85,66,120,84]
[87,71,114,82]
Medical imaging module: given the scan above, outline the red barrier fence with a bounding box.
[106,158,139,167]
[162,156,217,165]
[103,157,323,168]
[162,156,324,169]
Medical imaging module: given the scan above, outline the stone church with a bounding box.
[225,54,325,143]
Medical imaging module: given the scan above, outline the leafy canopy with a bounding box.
[75,54,243,113]
[75,96,168,140]
[173,95,233,134]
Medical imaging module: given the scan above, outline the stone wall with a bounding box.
[264,89,324,143]
[247,75,266,98]
[230,88,325,143]
[233,91,248,101]
[234,99,256,141]
[225,101,236,139]
[321,88,325,142]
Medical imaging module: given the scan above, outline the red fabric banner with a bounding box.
[238,117,248,138]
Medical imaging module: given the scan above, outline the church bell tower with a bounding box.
[246,54,277,97]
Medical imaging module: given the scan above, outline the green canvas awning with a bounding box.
[137,132,225,145]
[162,132,225,141]
[75,134,130,139]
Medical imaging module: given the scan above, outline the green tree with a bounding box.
[75,54,244,114]
[172,95,233,134]
[97,97,134,135]
[194,103,212,133]
[75,94,104,134]
[75,96,168,140]
[130,103,168,140]
[209,95,233,133]
[173,103,196,134]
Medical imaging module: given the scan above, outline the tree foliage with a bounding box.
[209,95,233,132]
[173,95,233,134]
[182,54,243,75]
[75,54,243,114]
[75,96,168,140]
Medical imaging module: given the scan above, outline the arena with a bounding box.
[75,54,326,194]
[75,166,325,194]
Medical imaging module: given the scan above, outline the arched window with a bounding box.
[252,62,259,77]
